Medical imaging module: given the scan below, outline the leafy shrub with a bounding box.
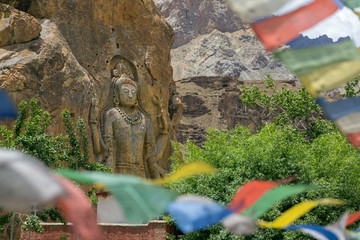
[167,124,360,239]
[0,99,110,234]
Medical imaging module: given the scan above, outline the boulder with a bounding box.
[0,20,94,134]
[0,3,41,47]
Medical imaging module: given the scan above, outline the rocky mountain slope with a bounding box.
[154,0,246,48]
[154,0,295,81]
[171,29,295,81]
[154,0,299,144]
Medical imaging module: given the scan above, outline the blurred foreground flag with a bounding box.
[299,60,360,97]
[252,0,339,51]
[286,211,348,240]
[318,97,360,148]
[57,170,176,223]
[0,90,17,119]
[54,175,103,240]
[0,149,65,212]
[241,184,315,219]
[274,40,360,76]
[167,195,232,233]
[347,211,360,226]
[344,0,360,10]
[152,162,217,185]
[221,214,257,236]
[225,0,291,23]
[258,199,344,229]
[228,180,279,213]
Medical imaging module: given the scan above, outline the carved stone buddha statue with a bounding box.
[103,73,159,178]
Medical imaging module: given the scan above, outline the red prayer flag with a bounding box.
[346,211,360,226]
[54,175,103,240]
[252,0,339,51]
[228,180,278,213]
[346,133,360,148]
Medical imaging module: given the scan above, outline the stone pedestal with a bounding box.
[20,221,173,240]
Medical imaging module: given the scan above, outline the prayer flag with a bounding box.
[347,212,360,226]
[57,170,176,223]
[222,214,257,236]
[317,97,360,148]
[152,162,217,185]
[286,225,342,240]
[274,40,360,76]
[299,60,360,96]
[317,97,360,122]
[286,211,348,240]
[54,175,103,240]
[227,180,278,213]
[225,0,291,23]
[348,232,360,239]
[252,0,339,51]
[167,195,232,233]
[258,199,344,228]
[344,0,360,10]
[0,90,17,119]
[241,184,315,219]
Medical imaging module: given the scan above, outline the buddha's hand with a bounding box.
[154,162,167,178]
[90,97,99,124]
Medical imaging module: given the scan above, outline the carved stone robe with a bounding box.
[104,107,155,178]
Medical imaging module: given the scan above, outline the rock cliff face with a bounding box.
[171,29,295,81]
[0,4,41,46]
[0,0,180,170]
[155,0,295,81]
[0,20,94,132]
[176,77,300,145]
[154,0,246,48]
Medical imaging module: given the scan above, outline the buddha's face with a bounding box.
[119,83,137,108]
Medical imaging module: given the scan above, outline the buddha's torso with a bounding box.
[111,107,147,177]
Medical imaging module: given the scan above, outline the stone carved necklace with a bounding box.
[116,107,143,125]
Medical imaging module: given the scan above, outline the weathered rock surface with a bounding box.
[0,3,41,47]
[0,20,94,133]
[0,0,32,12]
[154,0,246,48]
[155,0,295,81]
[172,29,296,81]
[176,77,300,145]
[0,0,181,171]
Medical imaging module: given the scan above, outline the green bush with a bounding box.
[241,75,337,140]
[0,99,110,234]
[167,124,360,239]
[0,99,109,172]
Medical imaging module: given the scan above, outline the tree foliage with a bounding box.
[241,75,336,139]
[0,98,109,172]
[168,125,360,239]
[0,99,109,235]
[167,77,360,239]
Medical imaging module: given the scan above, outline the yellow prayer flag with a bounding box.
[258,198,344,229]
[299,60,360,97]
[152,162,217,185]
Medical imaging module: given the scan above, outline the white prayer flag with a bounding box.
[226,0,292,22]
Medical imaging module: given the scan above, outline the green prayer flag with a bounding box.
[242,184,315,219]
[347,232,360,240]
[274,40,360,76]
[56,170,176,223]
[344,0,360,10]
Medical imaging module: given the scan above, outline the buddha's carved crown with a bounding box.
[114,73,138,90]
